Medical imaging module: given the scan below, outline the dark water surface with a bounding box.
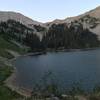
[15,49,100,91]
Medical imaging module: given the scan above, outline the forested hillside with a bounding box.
[42,23,100,50]
[0,20,99,52]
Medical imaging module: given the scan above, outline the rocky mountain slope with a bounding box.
[46,6,100,39]
[1,6,100,39]
[0,11,47,39]
[0,11,42,26]
[0,6,100,50]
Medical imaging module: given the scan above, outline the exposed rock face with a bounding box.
[45,6,100,39]
[85,6,100,18]
[0,11,47,39]
[0,11,42,26]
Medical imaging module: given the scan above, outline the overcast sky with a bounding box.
[0,0,100,22]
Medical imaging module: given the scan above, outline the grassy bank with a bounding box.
[0,65,23,100]
[0,36,27,59]
[0,85,22,100]
[0,35,24,100]
[0,65,13,83]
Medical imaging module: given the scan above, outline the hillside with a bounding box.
[45,6,100,39]
[0,11,42,26]
[0,11,47,39]
[1,7,100,40]
[0,11,99,52]
[0,33,25,100]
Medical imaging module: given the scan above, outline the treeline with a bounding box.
[42,23,100,49]
[24,22,100,51]
[0,20,99,52]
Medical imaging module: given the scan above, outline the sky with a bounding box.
[0,0,100,22]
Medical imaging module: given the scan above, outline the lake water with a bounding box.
[15,49,100,92]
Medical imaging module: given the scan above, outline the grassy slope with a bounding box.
[0,65,23,100]
[0,36,26,58]
[0,66,13,82]
[0,36,24,100]
[0,85,22,100]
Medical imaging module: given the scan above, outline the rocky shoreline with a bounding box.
[4,51,32,97]
[5,71,32,97]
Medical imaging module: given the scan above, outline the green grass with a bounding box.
[0,36,26,58]
[0,36,25,100]
[0,85,22,100]
[0,66,13,82]
[0,65,23,100]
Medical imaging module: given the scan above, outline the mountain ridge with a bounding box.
[0,6,100,39]
[0,11,43,26]
[45,6,100,24]
[0,6,100,24]
[45,6,100,39]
